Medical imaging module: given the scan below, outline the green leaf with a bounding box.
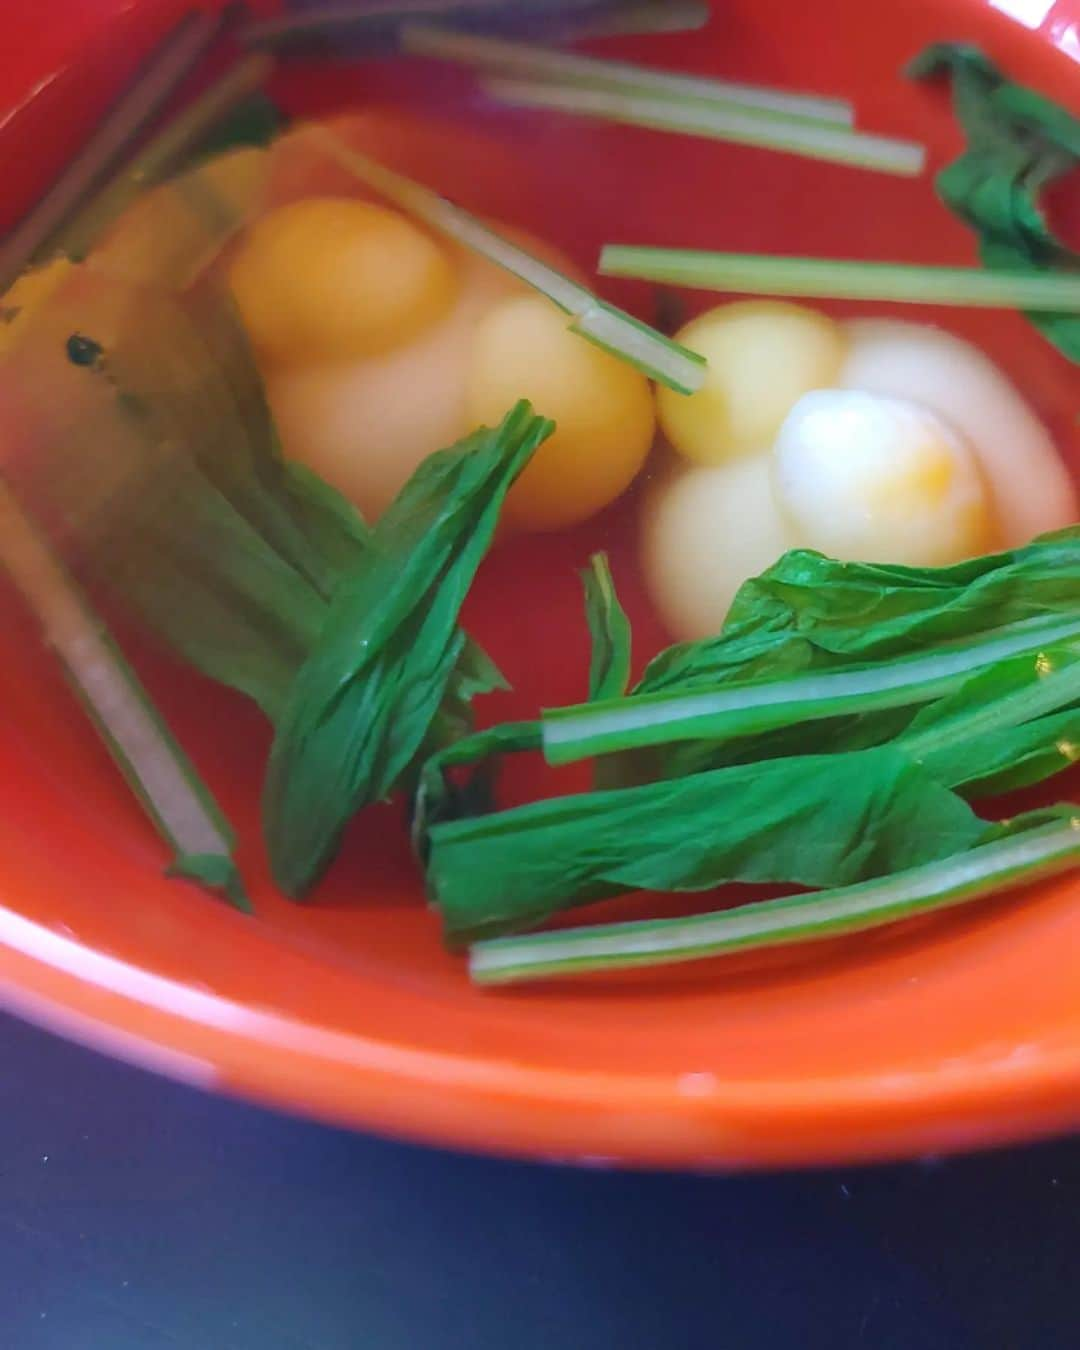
[907,43,1080,362]
[411,719,541,862]
[543,614,1080,766]
[427,745,989,943]
[470,807,1080,984]
[264,401,553,895]
[582,552,632,702]
[638,529,1080,696]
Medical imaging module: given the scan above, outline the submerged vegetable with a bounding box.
[0,472,245,907]
[480,76,924,175]
[0,11,222,292]
[265,399,553,894]
[908,43,1080,363]
[4,253,551,897]
[599,247,1080,313]
[470,808,1080,983]
[427,745,989,943]
[401,23,854,126]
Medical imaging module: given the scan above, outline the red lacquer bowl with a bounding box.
[1,0,1078,1168]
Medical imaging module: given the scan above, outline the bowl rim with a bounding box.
[1,897,1079,1167]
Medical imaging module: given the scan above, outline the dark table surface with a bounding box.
[1,1010,1077,1350]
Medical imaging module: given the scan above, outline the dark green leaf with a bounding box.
[638,529,1080,696]
[428,746,988,943]
[264,401,553,895]
[907,43,1080,361]
[469,806,1080,984]
[581,552,632,701]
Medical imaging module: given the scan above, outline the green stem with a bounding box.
[897,653,1080,762]
[55,53,274,262]
[542,616,1080,764]
[0,12,220,292]
[482,78,924,175]
[245,1,709,46]
[401,24,853,125]
[598,247,1080,312]
[312,129,706,393]
[0,476,247,909]
[470,814,1080,983]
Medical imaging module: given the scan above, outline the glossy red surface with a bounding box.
[0,0,1078,1167]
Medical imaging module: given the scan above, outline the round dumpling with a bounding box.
[839,318,1077,546]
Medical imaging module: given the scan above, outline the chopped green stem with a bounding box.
[598,247,1080,311]
[573,1,710,38]
[312,130,706,392]
[470,814,1080,983]
[481,77,924,175]
[542,616,1080,763]
[245,1,708,45]
[0,477,246,908]
[402,24,853,125]
[56,53,275,262]
[0,12,220,291]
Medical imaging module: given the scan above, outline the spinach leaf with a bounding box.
[582,552,632,702]
[545,606,1080,767]
[907,43,1080,361]
[427,745,989,943]
[264,401,553,895]
[470,806,1080,985]
[638,529,1080,696]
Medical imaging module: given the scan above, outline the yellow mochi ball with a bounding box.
[658,300,847,465]
[465,294,656,531]
[229,197,457,366]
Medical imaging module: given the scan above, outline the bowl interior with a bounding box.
[0,0,1078,1166]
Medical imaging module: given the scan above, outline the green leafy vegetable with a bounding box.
[541,620,1080,766]
[426,533,1080,948]
[0,11,221,293]
[470,807,1080,984]
[51,54,275,266]
[582,552,632,702]
[908,43,1080,361]
[636,529,1080,695]
[412,720,541,862]
[265,400,553,895]
[427,746,990,943]
[9,260,549,898]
